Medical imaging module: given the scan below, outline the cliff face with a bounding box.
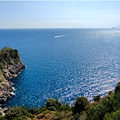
[0,47,25,105]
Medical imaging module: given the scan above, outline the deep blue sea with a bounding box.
[0,28,120,108]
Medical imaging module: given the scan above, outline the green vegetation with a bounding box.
[0,82,120,120]
[72,97,90,114]
[115,82,120,94]
[46,98,62,111]
[0,47,20,87]
[104,110,120,120]
[0,70,4,88]
[0,47,19,70]
[5,107,34,120]
[93,95,100,101]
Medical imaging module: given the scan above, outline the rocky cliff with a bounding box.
[0,47,25,105]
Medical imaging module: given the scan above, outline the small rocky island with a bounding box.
[0,47,25,105]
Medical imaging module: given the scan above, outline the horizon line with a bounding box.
[0,27,113,29]
[1,0,120,1]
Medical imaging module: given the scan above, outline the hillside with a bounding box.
[0,83,120,120]
[0,47,25,105]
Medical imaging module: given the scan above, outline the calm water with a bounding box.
[0,28,120,108]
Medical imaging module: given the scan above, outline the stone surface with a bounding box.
[37,114,45,119]
[0,47,25,106]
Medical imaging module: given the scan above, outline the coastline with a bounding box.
[0,65,25,116]
[0,66,25,105]
[0,47,25,115]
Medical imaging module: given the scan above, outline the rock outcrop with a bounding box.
[0,47,25,105]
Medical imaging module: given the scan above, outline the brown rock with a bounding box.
[37,114,45,119]
[0,47,25,105]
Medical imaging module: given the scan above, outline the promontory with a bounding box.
[0,47,25,105]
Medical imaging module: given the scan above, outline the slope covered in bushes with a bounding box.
[0,82,120,120]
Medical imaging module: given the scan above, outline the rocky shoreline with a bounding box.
[0,64,25,105]
[0,47,25,115]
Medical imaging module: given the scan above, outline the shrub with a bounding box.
[104,110,120,120]
[0,116,6,120]
[70,117,75,120]
[5,107,34,120]
[46,98,61,111]
[41,110,51,114]
[108,91,113,95]
[0,79,2,82]
[13,116,28,120]
[38,106,47,113]
[109,110,120,120]
[9,49,18,59]
[0,62,5,69]
[54,116,61,120]
[93,95,100,101]
[115,82,120,94]
[74,113,80,120]
[72,97,90,114]
[59,104,71,111]
[0,47,20,69]
[104,113,113,120]
[47,106,57,111]
[54,112,63,120]
[87,105,105,120]
[87,98,117,120]
[26,107,39,115]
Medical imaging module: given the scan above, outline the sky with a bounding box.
[0,1,120,28]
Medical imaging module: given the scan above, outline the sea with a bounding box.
[0,28,120,108]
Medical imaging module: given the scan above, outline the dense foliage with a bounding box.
[0,83,120,120]
[72,97,90,114]
[87,82,120,120]
[1,82,120,120]
[46,98,62,111]
[0,47,19,71]
[0,47,20,87]
[93,95,100,101]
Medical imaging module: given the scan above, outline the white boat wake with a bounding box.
[54,34,67,38]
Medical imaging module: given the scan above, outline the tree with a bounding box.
[72,97,90,114]
[115,82,120,94]
[104,110,120,120]
[46,98,61,111]
[93,95,100,101]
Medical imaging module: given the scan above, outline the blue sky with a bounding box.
[0,1,120,28]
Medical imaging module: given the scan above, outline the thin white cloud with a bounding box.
[0,1,120,28]
[0,20,119,28]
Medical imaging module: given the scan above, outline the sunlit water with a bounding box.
[0,29,120,108]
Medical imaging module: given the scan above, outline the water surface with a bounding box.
[0,29,120,108]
